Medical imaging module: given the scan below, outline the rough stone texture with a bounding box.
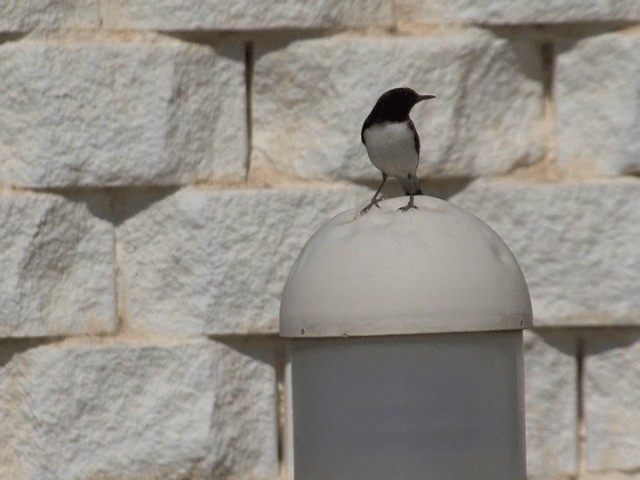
[253,31,544,181]
[0,5,636,478]
[0,1,100,31]
[101,0,393,30]
[0,338,279,480]
[0,190,116,337]
[116,186,371,336]
[0,37,246,187]
[396,0,640,24]
[523,330,577,479]
[556,32,640,176]
[450,181,640,326]
[584,474,640,480]
[584,331,640,478]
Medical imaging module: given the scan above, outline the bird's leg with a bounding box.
[360,173,388,215]
[370,173,388,205]
[398,193,418,212]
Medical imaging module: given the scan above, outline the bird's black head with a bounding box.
[368,87,436,122]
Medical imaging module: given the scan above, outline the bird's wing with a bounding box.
[361,113,374,144]
[408,118,420,154]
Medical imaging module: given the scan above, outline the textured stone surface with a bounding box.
[0,1,99,31]
[556,32,640,176]
[584,473,640,480]
[396,0,640,24]
[116,186,371,335]
[584,331,640,477]
[101,0,393,30]
[0,38,246,187]
[451,181,640,326]
[253,31,544,181]
[523,330,577,479]
[0,338,278,480]
[0,191,116,337]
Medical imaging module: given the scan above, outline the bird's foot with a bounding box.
[360,197,383,215]
[398,204,418,212]
[398,197,418,212]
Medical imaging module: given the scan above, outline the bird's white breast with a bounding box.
[363,121,419,177]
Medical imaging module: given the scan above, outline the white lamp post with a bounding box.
[280,196,532,480]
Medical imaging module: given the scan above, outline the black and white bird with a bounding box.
[360,87,435,214]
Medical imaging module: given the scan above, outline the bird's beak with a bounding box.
[418,94,436,102]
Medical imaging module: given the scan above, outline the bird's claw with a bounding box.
[360,197,383,215]
[398,203,418,212]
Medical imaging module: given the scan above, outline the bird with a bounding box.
[360,87,435,214]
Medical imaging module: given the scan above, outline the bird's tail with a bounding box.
[400,175,423,196]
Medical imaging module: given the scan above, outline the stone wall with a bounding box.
[0,2,638,479]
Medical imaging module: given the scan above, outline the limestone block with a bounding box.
[584,332,640,477]
[451,181,640,326]
[0,191,116,337]
[0,338,278,480]
[0,38,246,187]
[252,31,544,181]
[116,186,371,335]
[524,330,577,479]
[584,473,640,480]
[556,33,640,175]
[396,0,640,24]
[101,0,393,30]
[0,1,100,31]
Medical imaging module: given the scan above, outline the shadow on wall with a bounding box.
[51,187,180,227]
[0,337,55,369]
[529,328,640,358]
[211,334,282,367]
[0,33,28,45]
[580,328,640,355]
[351,176,474,201]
